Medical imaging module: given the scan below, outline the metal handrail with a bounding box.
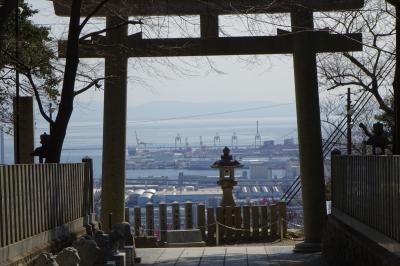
[281,91,373,204]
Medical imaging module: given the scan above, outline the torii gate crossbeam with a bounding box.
[53,0,363,16]
[58,33,362,58]
[52,0,364,252]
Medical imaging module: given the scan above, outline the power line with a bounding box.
[128,102,294,125]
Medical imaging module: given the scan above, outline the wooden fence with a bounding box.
[332,155,400,241]
[0,159,93,248]
[126,201,287,244]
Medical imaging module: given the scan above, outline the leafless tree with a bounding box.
[21,0,142,162]
[316,0,395,126]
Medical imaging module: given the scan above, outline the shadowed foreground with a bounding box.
[136,245,327,266]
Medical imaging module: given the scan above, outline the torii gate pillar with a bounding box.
[100,16,128,231]
[292,10,327,251]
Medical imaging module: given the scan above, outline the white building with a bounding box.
[249,162,272,180]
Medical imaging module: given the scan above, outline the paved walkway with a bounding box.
[136,245,327,266]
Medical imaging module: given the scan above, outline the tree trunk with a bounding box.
[45,0,82,163]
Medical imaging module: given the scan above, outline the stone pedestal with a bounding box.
[112,252,125,266]
[217,179,237,207]
[165,229,205,247]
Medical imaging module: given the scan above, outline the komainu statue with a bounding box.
[359,122,390,155]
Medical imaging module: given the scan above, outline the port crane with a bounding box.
[135,130,151,151]
[213,133,221,149]
[175,133,182,151]
[231,132,238,148]
[255,120,262,148]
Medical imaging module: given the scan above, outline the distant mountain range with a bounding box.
[69,101,296,123]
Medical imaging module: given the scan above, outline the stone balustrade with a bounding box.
[126,201,287,244]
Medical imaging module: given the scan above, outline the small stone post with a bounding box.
[252,205,260,240]
[207,207,215,243]
[197,203,206,241]
[224,206,233,242]
[279,201,287,237]
[216,207,224,243]
[172,201,180,230]
[146,203,154,236]
[134,207,141,237]
[159,202,167,243]
[125,207,130,223]
[270,204,278,237]
[243,205,250,240]
[185,201,193,229]
[234,206,242,241]
[261,205,268,239]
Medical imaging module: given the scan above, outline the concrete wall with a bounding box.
[323,213,400,266]
[0,218,86,266]
[0,161,94,264]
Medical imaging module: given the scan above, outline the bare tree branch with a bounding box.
[79,19,143,41]
[73,77,106,96]
[24,71,54,124]
[79,0,110,31]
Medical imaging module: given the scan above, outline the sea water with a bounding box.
[2,116,297,179]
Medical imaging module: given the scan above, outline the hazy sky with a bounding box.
[28,0,296,108]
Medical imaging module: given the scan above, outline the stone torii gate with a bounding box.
[52,0,363,251]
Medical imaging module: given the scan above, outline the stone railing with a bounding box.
[332,155,400,242]
[126,201,288,244]
[0,158,94,265]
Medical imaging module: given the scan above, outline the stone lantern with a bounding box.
[211,146,242,207]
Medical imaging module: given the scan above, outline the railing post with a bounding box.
[207,207,215,244]
[197,203,206,241]
[261,205,268,239]
[270,204,278,238]
[252,205,260,240]
[125,207,130,224]
[225,206,233,242]
[146,203,154,236]
[234,206,242,241]
[134,207,141,237]
[82,157,94,216]
[159,202,167,243]
[216,220,220,246]
[216,207,224,243]
[243,205,250,240]
[172,201,180,230]
[278,201,287,237]
[185,201,193,229]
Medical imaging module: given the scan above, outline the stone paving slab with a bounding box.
[247,246,269,266]
[136,245,327,266]
[199,247,225,266]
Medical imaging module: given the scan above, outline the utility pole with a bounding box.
[395,2,400,154]
[14,0,20,164]
[347,88,352,155]
[387,0,400,154]
[0,127,4,164]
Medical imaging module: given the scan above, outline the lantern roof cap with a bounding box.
[211,146,243,168]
